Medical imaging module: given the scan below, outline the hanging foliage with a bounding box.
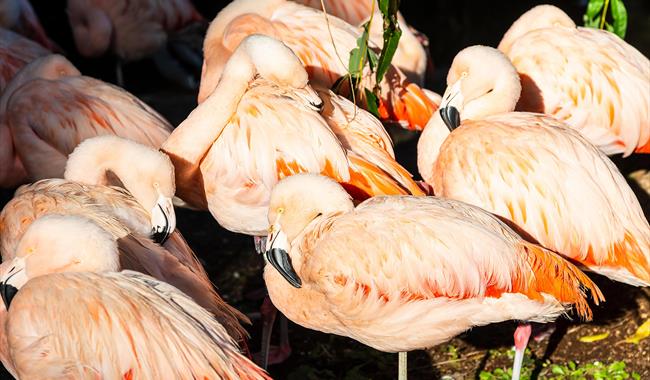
[583,0,628,39]
[332,0,401,118]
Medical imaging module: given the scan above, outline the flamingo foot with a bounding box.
[512,323,532,380]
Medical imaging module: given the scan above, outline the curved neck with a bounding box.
[65,142,139,194]
[417,112,449,185]
[161,46,256,172]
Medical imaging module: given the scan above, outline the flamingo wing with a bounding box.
[4,76,172,180]
[0,179,141,261]
[503,26,650,156]
[0,28,49,93]
[317,88,424,196]
[295,196,600,350]
[6,271,269,380]
[434,113,650,285]
[118,232,251,345]
[198,80,349,235]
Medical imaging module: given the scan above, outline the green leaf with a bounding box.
[348,24,371,78]
[375,0,402,86]
[585,0,605,18]
[367,49,378,71]
[364,88,380,118]
[605,21,615,33]
[610,0,628,38]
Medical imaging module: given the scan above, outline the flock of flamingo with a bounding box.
[0,0,648,379]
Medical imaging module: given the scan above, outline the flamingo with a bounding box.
[262,173,604,380]
[0,0,56,50]
[498,4,649,156]
[0,54,173,188]
[294,0,429,85]
[0,136,250,347]
[417,45,650,286]
[163,34,423,237]
[162,34,423,367]
[0,215,269,379]
[66,0,206,88]
[199,0,438,131]
[0,28,48,94]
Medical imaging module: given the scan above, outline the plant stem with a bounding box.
[600,0,610,29]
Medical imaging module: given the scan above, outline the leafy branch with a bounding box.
[583,0,628,39]
[332,0,402,118]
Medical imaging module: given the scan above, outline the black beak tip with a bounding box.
[266,248,302,289]
[440,106,461,131]
[311,100,324,112]
[0,282,18,309]
[151,228,171,245]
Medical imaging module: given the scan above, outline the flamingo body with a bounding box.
[5,271,266,380]
[264,174,603,352]
[499,5,650,156]
[0,55,172,187]
[418,45,650,287]
[200,0,437,131]
[0,0,55,50]
[67,0,202,61]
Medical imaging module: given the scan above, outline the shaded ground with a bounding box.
[1,1,647,379]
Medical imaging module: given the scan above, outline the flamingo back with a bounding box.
[6,271,269,380]
[270,196,602,351]
[503,26,650,156]
[3,76,172,181]
[433,113,650,285]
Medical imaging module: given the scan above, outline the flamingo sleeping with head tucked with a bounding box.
[262,173,603,380]
[199,0,438,131]
[294,0,429,85]
[0,54,173,188]
[0,136,250,353]
[498,4,649,156]
[417,45,650,286]
[0,215,269,380]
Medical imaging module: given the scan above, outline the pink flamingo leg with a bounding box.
[254,296,292,369]
[512,323,532,380]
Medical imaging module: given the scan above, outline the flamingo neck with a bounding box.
[161,47,256,167]
[417,113,450,185]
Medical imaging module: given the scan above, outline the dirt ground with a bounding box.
[1,1,649,379]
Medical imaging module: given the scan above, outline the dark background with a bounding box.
[31,0,650,94]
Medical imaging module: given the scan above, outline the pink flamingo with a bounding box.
[498,4,649,156]
[0,136,250,348]
[263,173,603,380]
[162,34,423,367]
[417,45,650,286]
[162,34,423,237]
[0,28,48,94]
[67,0,206,88]
[0,54,173,188]
[0,0,56,50]
[294,0,429,85]
[0,215,269,379]
[199,0,438,131]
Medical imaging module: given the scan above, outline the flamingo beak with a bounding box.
[151,194,176,245]
[0,257,27,309]
[438,79,465,131]
[265,223,302,288]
